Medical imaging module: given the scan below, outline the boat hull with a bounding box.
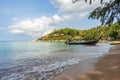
[65,40,98,45]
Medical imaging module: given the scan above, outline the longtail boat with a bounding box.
[65,36,102,45]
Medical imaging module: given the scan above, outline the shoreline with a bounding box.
[52,45,120,80]
[34,39,120,43]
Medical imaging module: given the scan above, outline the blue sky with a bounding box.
[0,0,101,41]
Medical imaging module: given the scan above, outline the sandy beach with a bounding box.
[53,45,120,80]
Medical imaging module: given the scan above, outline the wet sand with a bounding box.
[53,45,120,80]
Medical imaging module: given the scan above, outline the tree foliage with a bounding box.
[73,0,120,25]
[37,28,80,41]
[80,23,120,40]
[37,23,120,41]
[89,0,120,25]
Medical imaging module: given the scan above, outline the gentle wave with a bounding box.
[0,53,104,80]
[0,58,81,80]
[0,42,112,80]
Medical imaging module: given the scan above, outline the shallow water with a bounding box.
[0,42,112,80]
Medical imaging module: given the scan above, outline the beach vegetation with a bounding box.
[36,23,120,41]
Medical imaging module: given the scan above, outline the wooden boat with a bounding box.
[65,36,102,45]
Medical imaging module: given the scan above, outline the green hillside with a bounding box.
[36,23,120,42]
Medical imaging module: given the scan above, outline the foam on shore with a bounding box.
[0,58,81,80]
[0,54,103,80]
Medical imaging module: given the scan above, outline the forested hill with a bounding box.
[36,23,120,42]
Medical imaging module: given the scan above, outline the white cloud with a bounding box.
[12,18,18,21]
[62,15,71,19]
[11,30,25,34]
[9,15,71,37]
[51,14,71,24]
[9,0,103,37]
[9,16,54,37]
[50,0,101,18]
[52,14,63,23]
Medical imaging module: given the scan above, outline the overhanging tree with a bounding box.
[73,0,120,25]
[89,0,120,25]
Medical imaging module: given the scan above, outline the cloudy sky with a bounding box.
[0,0,103,41]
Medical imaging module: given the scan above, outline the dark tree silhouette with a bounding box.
[73,0,120,25]
[89,0,120,25]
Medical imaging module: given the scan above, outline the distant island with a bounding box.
[35,23,120,42]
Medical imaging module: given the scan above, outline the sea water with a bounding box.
[0,42,112,80]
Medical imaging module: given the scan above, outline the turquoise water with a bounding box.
[0,42,112,80]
